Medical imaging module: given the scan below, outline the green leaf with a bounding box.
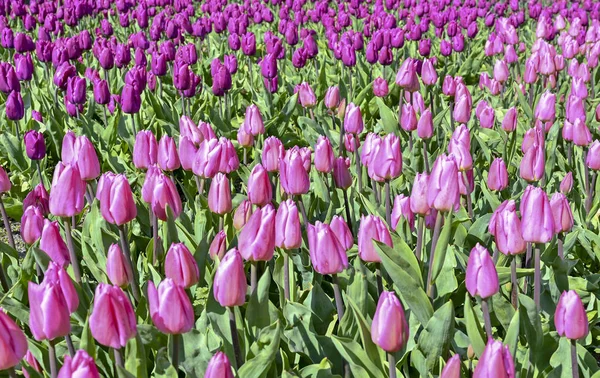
[238,321,282,378]
[464,294,486,357]
[504,310,520,358]
[549,338,573,378]
[125,335,148,378]
[0,132,28,171]
[431,211,454,284]
[375,97,398,134]
[79,312,96,360]
[330,335,386,378]
[299,359,336,378]
[518,294,543,363]
[346,297,385,373]
[417,301,455,371]
[375,241,433,326]
[497,267,534,285]
[247,268,273,332]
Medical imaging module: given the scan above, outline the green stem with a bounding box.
[172,334,180,371]
[481,298,493,340]
[228,307,243,369]
[0,196,15,250]
[426,211,443,299]
[119,225,140,302]
[63,218,82,283]
[388,353,397,378]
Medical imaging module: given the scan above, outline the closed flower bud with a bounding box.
[296,82,316,108]
[20,205,44,245]
[0,309,27,370]
[371,291,409,352]
[555,290,588,340]
[502,107,518,132]
[373,77,389,97]
[233,200,252,231]
[40,220,70,266]
[392,194,414,230]
[280,147,310,195]
[560,172,573,194]
[330,215,353,250]
[275,199,302,250]
[308,221,348,275]
[314,136,335,173]
[410,173,430,215]
[158,135,181,172]
[400,104,418,132]
[106,243,133,288]
[488,158,509,191]
[421,58,438,86]
[148,279,194,334]
[208,173,232,215]
[239,204,276,261]
[358,215,393,262]
[344,102,364,134]
[213,249,247,307]
[133,130,158,169]
[244,104,264,136]
[550,193,573,234]
[466,244,499,299]
[324,86,340,109]
[476,101,495,129]
[453,94,471,124]
[427,154,460,212]
[24,130,46,160]
[587,140,600,170]
[368,134,402,182]
[417,108,434,139]
[205,352,234,378]
[534,91,556,122]
[247,164,272,207]
[440,355,461,378]
[49,162,86,217]
[89,284,137,349]
[333,157,352,189]
[473,339,515,378]
[96,173,137,225]
[262,136,284,172]
[209,230,227,260]
[28,280,71,340]
[57,350,100,378]
[151,173,183,221]
[520,185,554,243]
[5,90,24,121]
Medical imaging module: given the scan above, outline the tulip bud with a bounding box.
[448,125,472,171]
[280,147,310,195]
[57,350,100,378]
[373,77,389,97]
[473,339,515,378]
[275,199,302,250]
[488,158,509,191]
[358,215,393,262]
[344,102,364,134]
[23,184,49,215]
[314,136,335,173]
[330,215,353,250]
[410,173,430,215]
[24,130,46,160]
[392,194,414,230]
[368,134,402,182]
[39,220,70,267]
[28,280,71,340]
[333,157,352,189]
[520,139,545,182]
[158,135,181,172]
[427,154,460,212]
[400,104,418,132]
[151,173,183,220]
[493,59,509,82]
[148,279,194,335]
[440,355,461,378]
[324,86,340,109]
[20,205,44,245]
[239,204,276,261]
[308,221,348,275]
[415,108,434,139]
[179,136,198,171]
[395,58,419,92]
[208,173,232,215]
[96,173,137,225]
[106,243,133,288]
[453,95,471,124]
[43,262,79,314]
[233,200,252,231]
[209,230,227,260]
[205,352,234,378]
[165,243,199,289]
[520,185,554,243]
[214,249,247,307]
[0,166,12,193]
[244,104,264,136]
[502,107,518,132]
[247,164,272,207]
[465,244,499,299]
[0,308,27,370]
[133,131,158,169]
[534,91,556,122]
[262,136,284,172]
[555,290,589,340]
[476,101,495,129]
[5,91,24,121]
[371,291,409,352]
[89,284,137,348]
[560,172,573,194]
[22,350,42,378]
[550,193,573,234]
[421,58,438,86]
[587,141,600,170]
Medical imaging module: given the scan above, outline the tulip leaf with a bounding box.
[497,267,534,285]
[518,294,543,364]
[346,296,386,371]
[416,301,455,371]
[504,310,520,358]
[435,246,458,297]
[80,312,96,360]
[0,132,28,171]
[431,211,454,285]
[31,247,51,273]
[514,82,534,120]
[375,97,398,135]
[247,267,274,333]
[464,294,486,357]
[375,241,433,326]
[238,321,282,378]
[299,358,336,378]
[124,334,148,378]
[330,335,386,378]
[548,337,574,378]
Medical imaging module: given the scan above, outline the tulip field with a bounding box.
[2,0,600,377]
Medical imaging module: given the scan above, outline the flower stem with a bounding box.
[342,189,353,234]
[375,264,384,295]
[353,138,363,193]
[332,274,345,321]
[119,225,140,302]
[7,368,16,378]
[423,140,430,173]
[511,256,519,309]
[250,261,258,295]
[63,217,82,283]
[49,341,58,378]
[385,180,392,227]
[481,298,493,340]
[388,353,397,378]
[283,253,290,301]
[152,210,159,265]
[415,216,424,262]
[228,307,243,369]
[65,334,75,356]
[172,333,180,371]
[571,339,579,378]
[114,348,123,371]
[0,195,15,250]
[462,171,473,219]
[534,246,541,313]
[296,196,309,227]
[558,235,564,260]
[426,211,443,298]
[36,160,45,186]
[130,114,137,136]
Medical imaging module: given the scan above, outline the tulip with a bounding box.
[233,201,252,231]
[560,173,573,194]
[427,154,460,212]
[555,290,589,340]
[493,59,510,82]
[39,220,70,267]
[121,84,141,114]
[476,101,495,129]
[151,173,183,221]
[0,308,27,371]
[62,134,101,181]
[193,139,221,178]
[534,91,556,122]
[570,118,592,147]
[367,134,402,182]
[333,157,352,189]
[296,82,316,108]
[247,164,272,207]
[410,173,430,215]
[358,215,393,263]
[440,355,461,378]
[106,243,133,288]
[208,173,232,215]
[373,77,389,97]
[89,284,137,349]
[344,102,364,134]
[417,108,434,139]
[520,139,545,182]
[324,86,340,109]
[24,130,46,160]
[330,215,353,250]
[448,125,472,171]
[66,76,86,105]
[148,279,194,335]
[213,249,247,307]
[23,184,49,215]
[180,136,199,171]
[550,193,573,234]
[453,94,471,124]
[5,90,24,121]
[165,243,199,289]
[158,136,181,172]
[488,158,509,191]
[275,199,302,250]
[57,350,100,378]
[466,244,499,299]
[307,221,348,275]
[20,205,44,244]
[244,104,264,136]
[401,104,418,132]
[314,136,335,173]
[521,185,554,243]
[93,79,110,106]
[22,350,42,378]
[280,147,310,195]
[42,262,78,314]
[28,280,71,341]
[371,291,409,352]
[395,59,419,92]
[502,107,518,132]
[262,137,284,172]
[96,173,137,225]
[473,339,515,378]
[421,58,438,86]
[586,140,600,170]
[391,194,414,231]
[489,200,526,256]
[238,204,276,261]
[205,352,234,378]
[133,131,158,169]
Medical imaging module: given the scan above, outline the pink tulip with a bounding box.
[158,135,181,171]
[148,279,194,334]
[417,108,434,139]
[20,205,44,244]
[244,104,264,136]
[106,243,133,288]
[208,173,232,215]
[22,350,42,378]
[371,291,409,352]
[193,139,221,178]
[314,136,335,173]
[307,221,348,275]
[453,95,471,124]
[550,193,573,234]
[465,244,499,299]
[133,130,158,169]
[502,107,518,132]
[367,134,402,182]
[205,352,234,378]
[448,125,472,171]
[473,339,515,378]
[520,138,545,182]
[39,220,70,267]
[0,308,27,370]
[165,243,199,288]
[275,199,302,250]
[421,58,438,86]
[233,200,252,230]
[262,137,284,172]
[280,147,310,195]
[238,204,276,261]
[237,124,254,148]
[410,173,430,215]
[488,158,509,191]
[555,290,589,340]
[247,164,272,206]
[476,101,495,129]
[520,185,554,243]
[57,350,100,378]
[324,86,340,110]
[440,355,461,378]
[395,58,419,92]
[89,283,137,349]
[560,172,573,194]
[28,280,71,341]
[586,140,600,170]
[333,157,352,189]
[427,154,460,212]
[344,102,364,134]
[49,162,86,217]
[209,230,227,260]
[96,173,137,225]
[534,91,556,122]
[23,184,49,215]
[358,215,393,262]
[151,173,183,220]
[400,104,418,132]
[213,249,247,307]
